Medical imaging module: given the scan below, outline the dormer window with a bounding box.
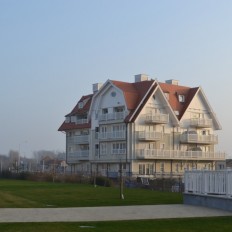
[178,95,185,102]
[78,102,83,109]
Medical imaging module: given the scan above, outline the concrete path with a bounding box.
[0,205,232,223]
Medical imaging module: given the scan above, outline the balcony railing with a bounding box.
[67,150,89,162]
[180,134,218,144]
[99,131,126,140]
[145,113,169,124]
[185,170,232,197]
[190,118,213,128]
[67,135,89,144]
[99,112,125,122]
[112,149,126,155]
[136,149,225,161]
[76,119,88,124]
[138,131,163,141]
[94,153,126,161]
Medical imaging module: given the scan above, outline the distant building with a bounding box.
[58,74,225,179]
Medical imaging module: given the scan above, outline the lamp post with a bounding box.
[19,140,28,172]
[119,159,124,200]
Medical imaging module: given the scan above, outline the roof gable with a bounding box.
[59,94,93,132]
[66,94,93,116]
[159,82,199,120]
[185,87,222,130]
[112,80,155,110]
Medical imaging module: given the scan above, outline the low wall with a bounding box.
[184,193,232,212]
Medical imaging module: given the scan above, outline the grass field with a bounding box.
[1,179,231,232]
[0,217,232,232]
[0,179,182,208]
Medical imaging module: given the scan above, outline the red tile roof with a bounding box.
[58,121,91,131]
[58,94,93,132]
[159,82,199,119]
[112,80,155,110]
[66,94,93,116]
[58,79,199,131]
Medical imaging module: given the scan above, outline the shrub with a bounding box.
[92,176,113,187]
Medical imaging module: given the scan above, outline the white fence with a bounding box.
[184,170,232,197]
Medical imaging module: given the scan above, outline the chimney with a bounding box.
[165,79,179,85]
[134,74,149,82]
[93,83,103,94]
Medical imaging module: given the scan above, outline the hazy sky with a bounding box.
[0,0,232,157]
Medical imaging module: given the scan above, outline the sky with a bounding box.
[0,0,232,158]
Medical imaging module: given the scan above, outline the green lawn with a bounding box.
[0,179,231,231]
[0,179,182,208]
[0,217,232,232]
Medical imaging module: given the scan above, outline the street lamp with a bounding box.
[119,159,124,200]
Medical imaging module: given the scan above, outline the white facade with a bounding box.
[59,75,226,179]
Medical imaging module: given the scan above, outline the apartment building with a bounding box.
[58,74,225,179]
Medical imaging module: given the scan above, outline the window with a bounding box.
[100,126,107,133]
[95,144,99,156]
[202,130,207,135]
[111,91,116,97]
[139,164,145,175]
[114,106,124,112]
[175,163,179,173]
[100,126,107,139]
[100,143,107,155]
[139,164,154,175]
[112,124,125,131]
[102,108,108,114]
[178,95,185,102]
[112,142,126,154]
[160,143,165,150]
[78,102,83,109]
[146,164,153,175]
[160,162,164,173]
[162,125,165,133]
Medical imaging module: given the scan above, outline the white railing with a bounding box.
[67,150,89,162]
[180,134,218,144]
[138,131,162,141]
[184,170,232,197]
[112,149,126,155]
[99,112,125,122]
[76,119,88,124]
[94,153,126,161]
[145,113,169,124]
[68,135,89,144]
[190,118,212,128]
[136,149,225,160]
[99,131,126,140]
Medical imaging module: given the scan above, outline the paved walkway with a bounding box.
[0,205,232,222]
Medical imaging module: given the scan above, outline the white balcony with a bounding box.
[99,112,125,122]
[190,118,213,128]
[136,149,225,161]
[68,135,89,144]
[145,113,169,124]
[76,118,88,124]
[67,150,89,162]
[138,131,163,141]
[112,149,126,155]
[180,134,218,144]
[94,153,126,161]
[99,131,126,140]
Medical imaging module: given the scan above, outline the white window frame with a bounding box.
[178,95,185,102]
